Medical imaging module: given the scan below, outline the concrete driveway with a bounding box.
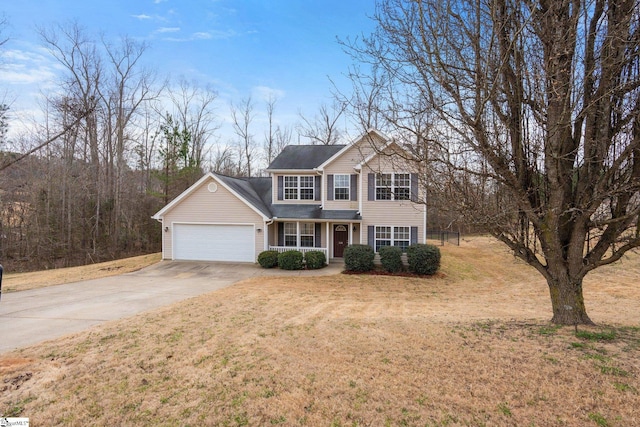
[0,260,342,354]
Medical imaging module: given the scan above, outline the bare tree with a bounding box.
[264,94,278,165]
[230,97,255,176]
[298,100,347,145]
[167,78,219,171]
[99,35,158,246]
[346,0,640,325]
[274,125,293,155]
[210,144,240,176]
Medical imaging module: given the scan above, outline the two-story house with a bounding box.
[152,129,426,262]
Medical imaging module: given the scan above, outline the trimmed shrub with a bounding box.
[344,244,375,272]
[278,250,304,270]
[304,250,327,270]
[379,245,404,273]
[406,243,441,275]
[257,250,279,268]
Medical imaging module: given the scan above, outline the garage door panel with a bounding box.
[174,224,254,262]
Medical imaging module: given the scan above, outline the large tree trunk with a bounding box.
[547,277,593,325]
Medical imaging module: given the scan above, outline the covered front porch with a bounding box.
[267,220,362,259]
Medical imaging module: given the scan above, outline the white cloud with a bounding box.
[132,14,152,20]
[156,27,180,33]
[0,49,59,87]
[163,29,237,42]
[252,86,286,102]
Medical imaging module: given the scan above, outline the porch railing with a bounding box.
[269,246,329,258]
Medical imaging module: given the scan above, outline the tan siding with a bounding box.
[161,176,265,260]
[323,139,376,210]
[360,156,425,246]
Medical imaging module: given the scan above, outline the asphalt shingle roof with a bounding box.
[214,172,361,221]
[267,145,346,170]
[214,174,272,218]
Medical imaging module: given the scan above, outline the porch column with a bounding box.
[326,222,331,258]
[349,222,353,245]
[263,221,268,251]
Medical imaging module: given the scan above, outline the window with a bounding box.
[300,223,315,247]
[375,226,410,252]
[284,176,298,200]
[284,223,297,246]
[375,173,410,201]
[375,226,392,252]
[394,174,410,200]
[299,176,315,200]
[284,176,314,200]
[375,174,392,200]
[334,174,350,200]
[393,226,410,251]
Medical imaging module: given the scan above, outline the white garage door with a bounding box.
[173,224,255,262]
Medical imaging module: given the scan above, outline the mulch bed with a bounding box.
[341,266,445,279]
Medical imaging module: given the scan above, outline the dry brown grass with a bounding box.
[1,237,639,426]
[1,253,162,292]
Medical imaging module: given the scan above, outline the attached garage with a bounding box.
[173,223,255,262]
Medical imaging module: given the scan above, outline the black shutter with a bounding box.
[278,222,284,246]
[350,174,357,201]
[315,223,322,247]
[277,176,284,200]
[368,173,375,201]
[410,226,418,245]
[315,175,321,201]
[327,175,334,201]
[410,173,418,202]
[368,225,375,250]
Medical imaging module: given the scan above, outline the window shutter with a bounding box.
[315,175,321,201]
[277,176,284,200]
[327,175,334,201]
[368,173,375,201]
[410,226,418,245]
[277,222,284,246]
[410,173,418,202]
[350,174,357,201]
[315,223,322,247]
[368,226,375,250]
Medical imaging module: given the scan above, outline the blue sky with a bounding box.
[0,0,377,143]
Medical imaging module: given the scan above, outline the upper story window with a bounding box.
[334,174,350,200]
[284,176,315,200]
[375,173,410,201]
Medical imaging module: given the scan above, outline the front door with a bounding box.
[333,224,348,258]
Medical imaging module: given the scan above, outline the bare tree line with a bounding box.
[0,21,355,271]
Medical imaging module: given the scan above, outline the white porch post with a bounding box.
[326,222,331,258]
[263,221,268,251]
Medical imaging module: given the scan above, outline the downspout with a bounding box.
[356,168,363,244]
[314,167,324,209]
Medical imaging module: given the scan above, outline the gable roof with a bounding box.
[151,172,271,221]
[267,144,346,170]
[316,128,391,171]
